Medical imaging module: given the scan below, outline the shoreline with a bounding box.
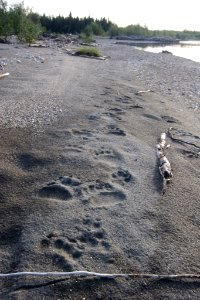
[0,39,200,299]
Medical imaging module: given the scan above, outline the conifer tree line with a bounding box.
[40,12,112,35]
[0,0,113,43]
[1,0,200,45]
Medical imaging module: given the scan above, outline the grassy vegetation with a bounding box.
[80,32,95,44]
[75,47,102,57]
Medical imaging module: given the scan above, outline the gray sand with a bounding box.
[0,39,200,299]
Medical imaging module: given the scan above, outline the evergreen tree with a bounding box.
[0,0,13,40]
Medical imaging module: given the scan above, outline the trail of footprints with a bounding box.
[38,84,179,207]
[37,85,189,272]
[38,168,133,206]
[38,86,137,206]
[102,86,145,111]
[40,217,112,270]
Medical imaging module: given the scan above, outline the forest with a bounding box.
[1,0,200,44]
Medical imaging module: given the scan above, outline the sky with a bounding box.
[6,0,200,31]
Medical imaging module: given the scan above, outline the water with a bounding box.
[136,41,200,63]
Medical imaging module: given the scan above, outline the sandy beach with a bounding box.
[0,38,200,299]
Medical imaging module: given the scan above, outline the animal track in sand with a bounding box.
[88,114,101,121]
[88,111,123,122]
[38,176,82,201]
[112,168,135,185]
[40,217,112,270]
[104,97,144,111]
[115,95,132,104]
[143,114,162,121]
[78,217,110,249]
[17,153,52,171]
[77,216,114,264]
[38,184,73,201]
[71,128,94,138]
[40,232,82,271]
[108,107,125,115]
[102,86,138,108]
[84,179,126,207]
[100,86,114,96]
[93,146,122,161]
[65,144,83,153]
[106,124,126,136]
[103,112,123,121]
[47,129,72,139]
[181,149,200,158]
[161,115,180,124]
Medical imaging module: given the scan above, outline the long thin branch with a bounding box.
[0,271,200,280]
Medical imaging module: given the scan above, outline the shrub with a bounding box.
[80,32,95,43]
[18,17,41,45]
[75,47,101,57]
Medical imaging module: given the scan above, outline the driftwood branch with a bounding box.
[0,72,9,79]
[0,271,200,280]
[156,132,173,194]
[135,89,154,95]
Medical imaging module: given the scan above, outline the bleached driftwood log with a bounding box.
[0,271,200,280]
[135,89,154,95]
[156,132,173,194]
[0,72,10,79]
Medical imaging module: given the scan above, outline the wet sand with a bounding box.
[0,39,200,299]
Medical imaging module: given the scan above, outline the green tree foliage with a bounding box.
[0,0,13,39]
[18,17,41,45]
[109,24,119,38]
[0,1,42,44]
[9,2,27,35]
[39,13,112,36]
[124,24,149,36]
[90,22,104,35]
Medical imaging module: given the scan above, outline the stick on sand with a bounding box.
[135,89,153,95]
[0,271,200,280]
[0,72,10,79]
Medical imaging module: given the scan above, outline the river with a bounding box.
[136,41,200,63]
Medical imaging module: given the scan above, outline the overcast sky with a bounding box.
[6,0,200,31]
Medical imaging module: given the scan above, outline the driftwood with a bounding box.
[30,43,48,48]
[135,89,154,95]
[0,72,9,79]
[65,49,109,60]
[80,42,97,47]
[0,271,200,280]
[156,132,173,194]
